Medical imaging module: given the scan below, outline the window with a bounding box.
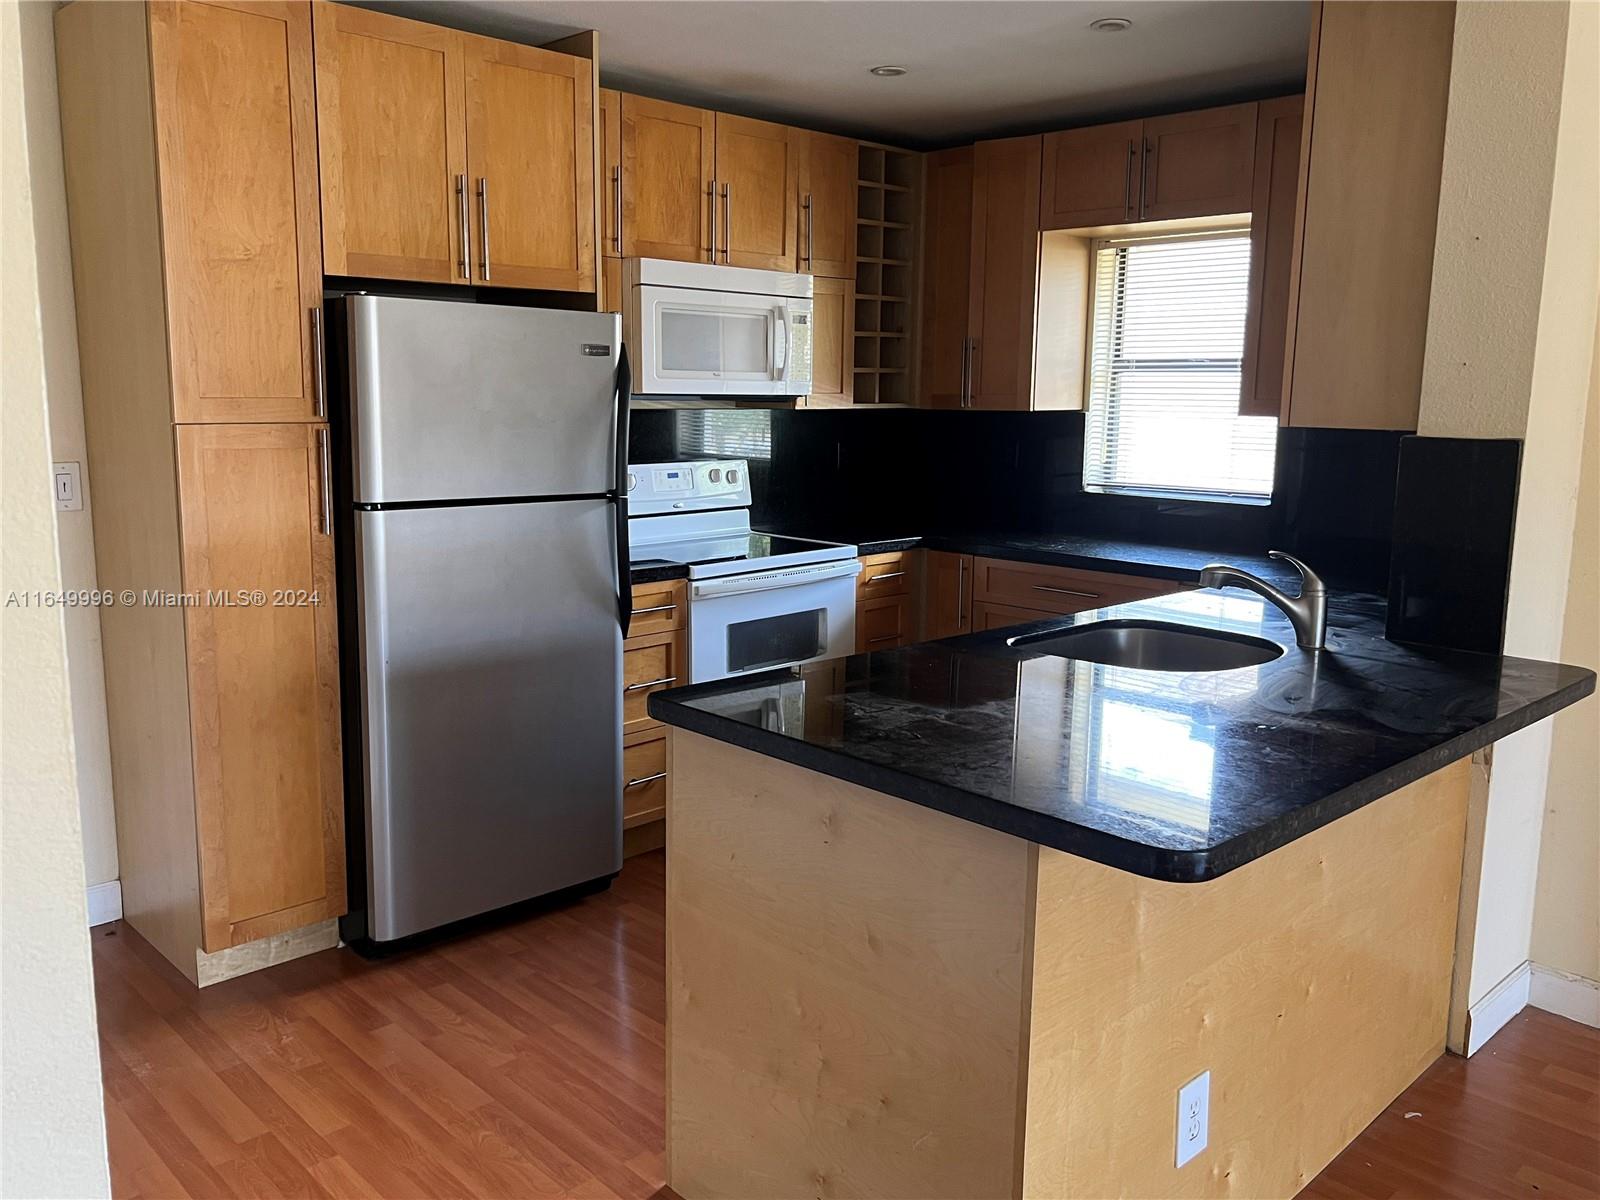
[673,408,772,460]
[1083,231,1276,502]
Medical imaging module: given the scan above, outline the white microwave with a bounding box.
[623,258,813,397]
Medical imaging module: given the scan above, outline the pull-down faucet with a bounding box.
[1197,550,1327,650]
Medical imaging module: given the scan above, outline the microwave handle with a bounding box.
[774,306,790,380]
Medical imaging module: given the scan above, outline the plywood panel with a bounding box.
[149,0,322,423]
[668,731,1032,1200]
[1022,759,1471,1199]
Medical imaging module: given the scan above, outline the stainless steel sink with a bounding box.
[1008,619,1285,672]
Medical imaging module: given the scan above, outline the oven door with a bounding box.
[689,559,861,682]
[634,284,812,397]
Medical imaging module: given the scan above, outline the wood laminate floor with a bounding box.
[93,849,1599,1200]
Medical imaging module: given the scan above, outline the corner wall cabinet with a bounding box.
[313,1,596,291]
[56,0,345,984]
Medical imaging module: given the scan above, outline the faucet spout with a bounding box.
[1196,551,1327,650]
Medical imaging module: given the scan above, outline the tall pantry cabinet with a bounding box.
[56,0,345,984]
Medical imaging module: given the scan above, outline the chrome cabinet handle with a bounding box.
[316,427,332,536]
[1033,584,1100,599]
[611,165,623,254]
[959,337,973,408]
[633,603,678,615]
[1124,140,1136,220]
[707,180,717,262]
[310,306,326,418]
[867,633,898,644]
[625,675,677,692]
[957,557,967,627]
[968,338,980,407]
[625,771,667,789]
[1140,138,1152,218]
[721,182,731,262]
[477,177,491,281]
[867,570,906,583]
[803,192,813,267]
[456,174,471,279]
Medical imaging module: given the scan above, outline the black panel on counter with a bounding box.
[1387,436,1522,653]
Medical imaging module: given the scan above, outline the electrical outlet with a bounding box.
[1176,1070,1210,1167]
[53,461,83,511]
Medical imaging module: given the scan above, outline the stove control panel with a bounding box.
[628,459,752,514]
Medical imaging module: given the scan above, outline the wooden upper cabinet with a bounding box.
[148,1,322,423]
[463,36,595,291]
[800,130,857,279]
[621,94,715,263]
[313,3,466,284]
[715,113,801,270]
[803,276,853,407]
[1040,120,1143,230]
[968,135,1042,410]
[1284,1,1455,430]
[1140,102,1258,222]
[600,87,622,258]
[1240,94,1305,418]
[919,146,974,408]
[176,423,344,951]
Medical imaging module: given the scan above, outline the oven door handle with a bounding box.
[691,559,862,600]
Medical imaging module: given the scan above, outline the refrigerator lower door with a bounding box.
[355,499,622,942]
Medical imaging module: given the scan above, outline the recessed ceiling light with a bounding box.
[869,65,908,77]
[1089,17,1134,32]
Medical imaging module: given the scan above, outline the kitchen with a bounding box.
[3,1,1598,1198]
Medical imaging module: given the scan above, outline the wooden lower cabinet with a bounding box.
[855,551,917,651]
[622,579,685,852]
[922,550,974,639]
[972,556,1180,618]
[973,600,1058,632]
[857,594,914,652]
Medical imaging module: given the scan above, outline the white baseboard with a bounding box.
[1530,963,1600,1027]
[86,880,122,927]
[1465,960,1531,1055]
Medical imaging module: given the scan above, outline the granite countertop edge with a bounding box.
[649,668,1595,884]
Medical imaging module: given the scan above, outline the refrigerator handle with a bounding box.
[613,343,634,638]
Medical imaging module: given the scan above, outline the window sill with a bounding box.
[1083,485,1273,508]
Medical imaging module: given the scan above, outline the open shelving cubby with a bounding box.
[853,142,920,405]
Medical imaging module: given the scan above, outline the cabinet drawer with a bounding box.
[622,734,667,829]
[630,578,686,637]
[856,593,912,652]
[972,600,1058,633]
[858,551,914,601]
[972,557,1175,616]
[623,629,684,736]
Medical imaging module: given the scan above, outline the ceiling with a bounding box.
[355,1,1311,147]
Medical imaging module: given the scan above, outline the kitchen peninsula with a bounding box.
[650,590,1594,1199]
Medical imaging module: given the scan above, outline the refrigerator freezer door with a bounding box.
[355,499,622,941]
[347,295,621,504]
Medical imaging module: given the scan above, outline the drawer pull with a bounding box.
[634,603,679,615]
[625,675,677,692]
[1032,585,1100,600]
[866,571,906,582]
[625,771,668,789]
[867,633,898,644]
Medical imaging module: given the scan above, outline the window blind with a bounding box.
[1083,231,1276,502]
[674,409,772,460]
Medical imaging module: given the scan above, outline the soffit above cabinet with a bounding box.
[348,0,1309,147]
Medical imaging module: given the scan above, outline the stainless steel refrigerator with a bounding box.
[342,294,632,944]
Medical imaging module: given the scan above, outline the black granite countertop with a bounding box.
[630,562,689,585]
[648,590,1594,882]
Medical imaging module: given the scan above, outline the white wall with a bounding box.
[0,0,112,1192]
[1419,0,1600,1044]
[17,0,118,896]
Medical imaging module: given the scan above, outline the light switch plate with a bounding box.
[1176,1070,1210,1167]
[53,461,83,511]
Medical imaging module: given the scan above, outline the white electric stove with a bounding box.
[628,460,859,681]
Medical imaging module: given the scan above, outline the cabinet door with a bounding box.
[1140,102,1258,222]
[622,734,668,829]
[176,424,343,952]
[621,94,715,264]
[149,1,323,424]
[464,36,595,292]
[1240,94,1305,418]
[1040,120,1143,230]
[623,629,685,736]
[804,276,854,407]
[856,594,912,652]
[919,147,974,408]
[801,130,857,279]
[972,600,1056,633]
[313,2,467,283]
[715,113,801,270]
[968,135,1042,410]
[923,551,973,639]
[600,87,622,258]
